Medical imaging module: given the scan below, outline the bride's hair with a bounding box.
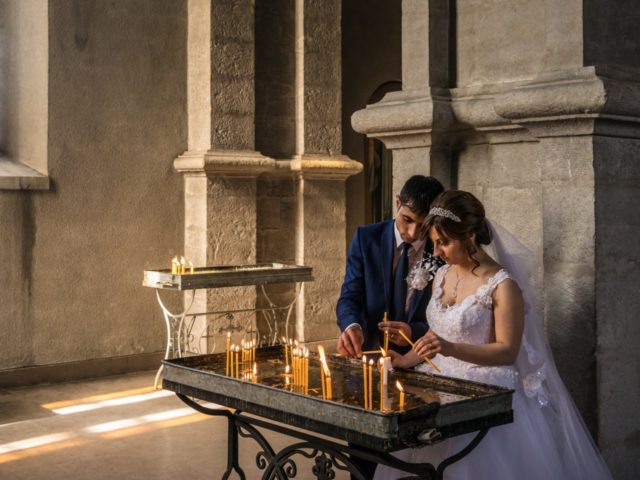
[424,190,492,271]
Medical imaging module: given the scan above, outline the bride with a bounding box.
[375,190,612,480]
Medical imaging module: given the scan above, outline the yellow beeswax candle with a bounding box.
[396,380,405,411]
[304,349,309,395]
[362,355,368,409]
[368,360,374,409]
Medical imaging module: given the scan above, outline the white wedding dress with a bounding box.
[374,261,613,480]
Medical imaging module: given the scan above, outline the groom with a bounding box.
[336,175,443,479]
[336,175,444,358]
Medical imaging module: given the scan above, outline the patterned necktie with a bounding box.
[392,242,411,321]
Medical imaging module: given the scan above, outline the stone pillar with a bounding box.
[175,0,275,353]
[351,0,456,191]
[351,1,639,476]
[179,0,361,350]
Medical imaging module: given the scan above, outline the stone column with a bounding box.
[178,0,361,350]
[175,0,274,353]
[351,0,640,475]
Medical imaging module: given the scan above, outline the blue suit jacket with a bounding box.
[336,220,433,352]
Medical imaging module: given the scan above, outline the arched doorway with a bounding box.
[364,81,401,223]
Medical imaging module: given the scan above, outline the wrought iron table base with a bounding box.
[177,394,489,480]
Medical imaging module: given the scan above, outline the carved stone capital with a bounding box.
[174,149,277,178]
[288,154,363,180]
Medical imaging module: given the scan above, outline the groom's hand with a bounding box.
[378,321,412,347]
[337,327,364,358]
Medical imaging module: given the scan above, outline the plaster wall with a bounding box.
[0,0,186,371]
[0,0,48,173]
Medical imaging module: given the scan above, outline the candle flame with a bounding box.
[253,363,257,375]
[396,380,404,393]
[380,347,387,357]
[227,331,231,338]
[362,354,367,363]
[317,345,326,363]
[369,359,374,366]
[285,365,290,374]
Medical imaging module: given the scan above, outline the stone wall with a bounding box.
[0,1,186,375]
[351,0,640,476]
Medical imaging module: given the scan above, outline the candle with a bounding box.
[383,311,389,352]
[397,330,441,373]
[226,332,231,376]
[368,360,374,409]
[189,260,194,274]
[380,351,391,385]
[362,355,368,409]
[171,256,179,275]
[285,365,291,386]
[180,256,186,274]
[282,337,289,367]
[235,346,240,378]
[318,345,327,399]
[396,380,405,411]
[304,349,309,395]
[323,363,332,400]
[252,362,257,383]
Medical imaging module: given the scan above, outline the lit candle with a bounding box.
[304,349,309,395]
[171,257,179,275]
[368,359,374,409]
[252,362,257,383]
[396,380,405,411]
[180,256,186,274]
[318,345,327,399]
[285,364,291,386]
[380,349,391,385]
[325,366,332,400]
[226,332,231,376]
[230,344,235,377]
[189,260,194,274]
[362,355,368,409]
[235,345,240,378]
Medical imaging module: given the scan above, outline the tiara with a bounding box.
[429,207,461,223]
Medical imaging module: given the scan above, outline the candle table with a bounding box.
[162,345,514,479]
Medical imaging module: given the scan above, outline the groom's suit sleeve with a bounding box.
[336,228,366,332]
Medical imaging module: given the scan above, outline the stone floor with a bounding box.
[0,371,350,479]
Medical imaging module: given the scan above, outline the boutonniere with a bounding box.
[407,251,444,290]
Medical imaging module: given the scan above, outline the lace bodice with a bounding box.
[417,265,518,388]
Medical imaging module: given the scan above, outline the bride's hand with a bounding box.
[387,349,419,369]
[414,330,446,358]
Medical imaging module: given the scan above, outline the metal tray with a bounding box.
[162,346,513,451]
[143,263,313,290]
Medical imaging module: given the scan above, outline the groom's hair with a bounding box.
[399,175,444,216]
